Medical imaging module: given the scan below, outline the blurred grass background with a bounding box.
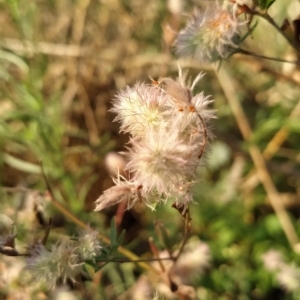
[0,0,300,299]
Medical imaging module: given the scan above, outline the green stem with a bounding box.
[237,48,300,65]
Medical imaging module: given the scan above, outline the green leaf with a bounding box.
[0,49,29,74]
[3,153,41,174]
[117,229,126,246]
[99,248,110,256]
[253,0,276,9]
[110,217,117,245]
[109,244,120,256]
[160,226,173,251]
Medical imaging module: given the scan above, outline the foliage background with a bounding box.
[0,0,300,299]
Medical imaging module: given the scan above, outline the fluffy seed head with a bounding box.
[95,67,215,211]
[126,129,198,196]
[25,240,82,289]
[175,5,243,63]
[262,249,300,293]
[110,83,167,136]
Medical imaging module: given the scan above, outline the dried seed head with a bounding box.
[95,67,215,211]
[110,83,167,137]
[25,240,82,289]
[175,4,243,63]
[126,129,198,196]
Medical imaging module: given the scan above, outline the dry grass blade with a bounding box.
[242,100,300,193]
[215,66,300,252]
[1,38,85,57]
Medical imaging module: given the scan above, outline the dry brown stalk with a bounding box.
[215,66,300,251]
[242,100,300,193]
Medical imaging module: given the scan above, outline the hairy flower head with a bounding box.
[76,227,102,261]
[175,4,243,63]
[173,239,211,283]
[110,83,167,136]
[126,129,198,197]
[25,240,82,289]
[95,67,215,211]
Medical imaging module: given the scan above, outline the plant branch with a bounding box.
[237,48,300,65]
[172,204,192,262]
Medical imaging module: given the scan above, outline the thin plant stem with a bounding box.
[237,48,300,65]
[242,100,300,193]
[98,256,175,263]
[149,237,166,272]
[197,113,208,159]
[172,205,192,262]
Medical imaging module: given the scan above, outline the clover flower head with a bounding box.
[76,227,102,261]
[110,83,167,136]
[161,68,202,110]
[126,129,198,196]
[95,67,215,212]
[175,4,243,63]
[25,240,82,289]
